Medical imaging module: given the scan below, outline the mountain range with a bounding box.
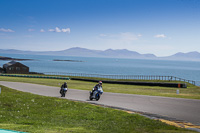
[0,47,200,61]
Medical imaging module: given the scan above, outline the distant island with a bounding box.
[53,59,83,62]
[0,56,33,61]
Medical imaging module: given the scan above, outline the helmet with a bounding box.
[99,81,102,84]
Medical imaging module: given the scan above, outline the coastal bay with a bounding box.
[0,56,33,61]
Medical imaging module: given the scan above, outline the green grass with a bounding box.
[1,76,200,99]
[0,85,196,133]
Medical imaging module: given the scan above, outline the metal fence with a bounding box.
[44,72,196,85]
[196,81,200,86]
[0,74,70,80]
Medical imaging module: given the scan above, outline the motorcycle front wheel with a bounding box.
[95,94,100,101]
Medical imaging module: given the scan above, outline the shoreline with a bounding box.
[53,59,83,62]
[0,56,33,61]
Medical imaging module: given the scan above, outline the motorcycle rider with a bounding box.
[60,82,68,97]
[91,81,103,96]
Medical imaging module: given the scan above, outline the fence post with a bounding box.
[0,87,1,94]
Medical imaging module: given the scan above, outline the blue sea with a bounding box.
[0,53,200,86]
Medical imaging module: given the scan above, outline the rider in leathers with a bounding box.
[60,82,68,97]
[91,81,102,96]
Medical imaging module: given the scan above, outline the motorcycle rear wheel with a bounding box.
[89,95,93,100]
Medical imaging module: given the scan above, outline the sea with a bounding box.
[0,53,200,86]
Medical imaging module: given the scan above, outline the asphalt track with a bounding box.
[1,81,200,126]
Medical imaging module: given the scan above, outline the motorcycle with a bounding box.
[89,87,103,101]
[60,88,67,97]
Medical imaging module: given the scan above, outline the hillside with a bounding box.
[1,47,200,61]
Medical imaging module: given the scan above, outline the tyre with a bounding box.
[89,96,93,100]
[63,90,67,97]
[96,94,100,101]
[89,91,93,100]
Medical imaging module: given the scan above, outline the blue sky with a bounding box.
[0,0,200,56]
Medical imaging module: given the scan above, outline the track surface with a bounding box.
[1,81,200,125]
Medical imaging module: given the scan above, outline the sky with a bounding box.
[0,0,200,56]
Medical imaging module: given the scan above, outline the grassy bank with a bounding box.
[0,76,200,99]
[0,85,196,133]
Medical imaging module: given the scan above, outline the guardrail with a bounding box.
[0,72,196,86]
[44,72,196,85]
[0,74,70,80]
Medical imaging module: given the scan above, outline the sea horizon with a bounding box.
[1,53,200,86]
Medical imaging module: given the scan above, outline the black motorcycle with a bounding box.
[60,88,67,97]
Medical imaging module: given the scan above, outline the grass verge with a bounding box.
[0,76,200,99]
[0,85,196,133]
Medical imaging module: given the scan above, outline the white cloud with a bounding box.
[0,28,15,32]
[55,27,62,32]
[47,27,70,33]
[28,29,35,32]
[154,34,166,38]
[40,29,45,32]
[61,28,70,33]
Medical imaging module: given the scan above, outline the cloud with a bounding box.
[40,29,45,32]
[28,29,35,32]
[0,28,15,32]
[55,27,62,32]
[154,34,166,38]
[48,27,70,33]
[61,28,70,33]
